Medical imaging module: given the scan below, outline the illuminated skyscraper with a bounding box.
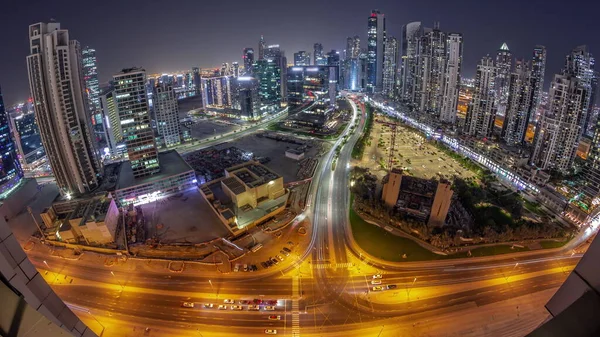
[495,43,512,116]
[153,83,182,148]
[531,73,587,172]
[314,43,325,65]
[417,23,447,114]
[255,59,281,109]
[382,36,399,98]
[264,45,287,105]
[258,35,266,60]
[232,62,240,78]
[82,47,100,116]
[99,89,120,155]
[237,76,261,119]
[26,22,101,196]
[243,48,254,75]
[563,45,596,135]
[400,21,423,102]
[201,76,235,108]
[501,59,533,146]
[440,33,463,123]
[0,86,23,198]
[113,68,160,178]
[529,46,547,121]
[294,51,310,66]
[464,56,497,138]
[367,9,386,93]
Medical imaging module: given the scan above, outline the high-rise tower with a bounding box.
[153,83,182,148]
[258,35,266,60]
[26,22,101,196]
[0,86,23,198]
[243,48,254,75]
[501,59,532,146]
[82,47,100,116]
[399,22,423,103]
[495,43,512,116]
[529,45,547,122]
[464,56,497,138]
[440,33,463,123]
[367,10,386,93]
[382,36,399,98]
[113,68,159,178]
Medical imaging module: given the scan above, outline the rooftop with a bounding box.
[116,150,194,191]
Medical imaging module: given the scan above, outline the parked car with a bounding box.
[182,302,194,308]
[387,284,397,290]
[261,262,269,269]
[265,330,277,335]
[270,258,279,265]
[372,274,382,279]
[230,305,243,310]
[264,306,275,311]
[283,247,291,253]
[371,280,382,285]
[218,305,227,310]
[233,264,240,272]
[223,299,235,304]
[276,255,284,261]
[372,286,384,291]
[248,305,260,310]
[203,303,214,308]
[268,315,281,320]
[243,264,248,272]
[280,250,290,256]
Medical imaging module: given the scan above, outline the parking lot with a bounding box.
[362,117,476,181]
[140,188,230,244]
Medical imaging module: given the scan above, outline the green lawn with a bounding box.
[539,240,568,249]
[349,207,441,261]
[350,201,536,262]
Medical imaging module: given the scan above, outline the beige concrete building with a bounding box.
[41,194,120,245]
[200,161,289,235]
[381,168,453,227]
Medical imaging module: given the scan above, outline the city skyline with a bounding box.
[0,0,598,103]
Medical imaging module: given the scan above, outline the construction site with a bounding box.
[359,115,477,182]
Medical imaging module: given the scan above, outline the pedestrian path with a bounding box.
[312,262,354,269]
[292,276,300,337]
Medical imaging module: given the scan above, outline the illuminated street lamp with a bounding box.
[111,271,124,291]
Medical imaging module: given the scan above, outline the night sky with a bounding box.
[0,0,598,105]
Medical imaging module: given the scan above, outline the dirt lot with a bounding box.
[141,189,230,244]
[360,116,476,182]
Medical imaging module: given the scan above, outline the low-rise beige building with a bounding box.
[200,161,289,235]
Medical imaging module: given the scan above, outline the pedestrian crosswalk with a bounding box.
[292,276,300,337]
[312,262,354,269]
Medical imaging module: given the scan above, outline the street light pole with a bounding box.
[110,271,124,291]
[406,277,417,301]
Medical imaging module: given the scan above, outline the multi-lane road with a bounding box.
[25,96,583,336]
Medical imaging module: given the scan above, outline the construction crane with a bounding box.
[376,119,402,171]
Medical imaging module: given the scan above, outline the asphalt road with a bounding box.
[25,97,580,336]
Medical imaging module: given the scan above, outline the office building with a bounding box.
[258,35,266,60]
[382,36,399,98]
[294,51,310,66]
[440,33,463,123]
[113,68,159,178]
[26,22,101,196]
[346,35,361,59]
[530,46,547,119]
[82,47,100,117]
[464,56,497,138]
[199,161,289,235]
[193,67,201,95]
[531,74,588,173]
[243,48,254,75]
[400,21,423,102]
[201,76,235,108]
[237,76,261,119]
[0,86,23,199]
[495,43,512,116]
[9,103,46,171]
[99,89,121,155]
[232,62,240,78]
[264,44,287,104]
[314,43,325,65]
[501,59,533,146]
[367,9,386,93]
[417,23,447,115]
[342,58,361,91]
[381,168,453,227]
[153,83,182,147]
[255,59,281,109]
[564,46,596,136]
[287,66,337,111]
